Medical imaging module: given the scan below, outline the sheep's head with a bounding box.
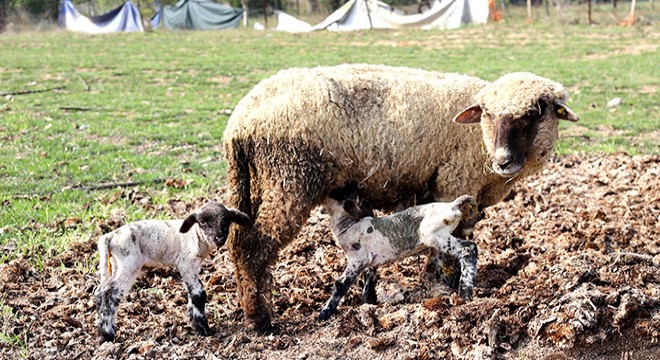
[324,183,375,220]
[451,195,482,238]
[453,72,578,177]
[180,201,252,247]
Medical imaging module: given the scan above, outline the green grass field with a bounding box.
[0,3,658,269]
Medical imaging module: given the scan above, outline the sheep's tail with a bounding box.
[97,233,113,285]
[226,138,254,219]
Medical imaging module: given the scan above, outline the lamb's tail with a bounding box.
[97,233,113,285]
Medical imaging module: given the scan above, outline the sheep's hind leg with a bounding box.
[181,266,212,336]
[319,260,366,321]
[95,264,139,343]
[361,267,378,304]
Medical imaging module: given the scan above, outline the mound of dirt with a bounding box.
[1,154,658,359]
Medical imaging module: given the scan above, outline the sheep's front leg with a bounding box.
[180,266,212,336]
[361,267,378,304]
[431,249,460,290]
[319,259,366,321]
[435,237,478,301]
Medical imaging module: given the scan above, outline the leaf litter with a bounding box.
[0,154,658,359]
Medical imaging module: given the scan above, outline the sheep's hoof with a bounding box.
[318,308,334,321]
[362,290,377,305]
[459,287,473,302]
[98,329,116,344]
[193,324,213,336]
[192,318,213,336]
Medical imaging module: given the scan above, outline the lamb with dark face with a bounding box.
[94,201,251,343]
[318,186,481,321]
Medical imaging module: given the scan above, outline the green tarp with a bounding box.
[163,0,242,30]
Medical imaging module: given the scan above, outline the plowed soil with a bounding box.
[1,154,658,359]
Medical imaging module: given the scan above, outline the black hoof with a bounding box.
[98,329,116,343]
[362,292,377,305]
[318,309,333,321]
[459,287,473,302]
[192,317,213,336]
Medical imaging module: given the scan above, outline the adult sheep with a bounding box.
[222,64,578,330]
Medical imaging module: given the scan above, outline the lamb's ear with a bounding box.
[228,209,253,227]
[452,104,482,124]
[343,200,365,219]
[180,213,198,233]
[553,100,579,122]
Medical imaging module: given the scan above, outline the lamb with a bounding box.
[94,201,252,343]
[222,64,579,330]
[318,186,481,321]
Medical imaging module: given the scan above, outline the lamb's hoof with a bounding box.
[193,324,214,337]
[98,329,116,344]
[459,287,473,302]
[318,309,333,321]
[362,291,378,305]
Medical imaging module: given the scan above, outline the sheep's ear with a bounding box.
[343,200,364,219]
[180,213,198,233]
[228,209,253,227]
[452,104,482,124]
[553,100,579,122]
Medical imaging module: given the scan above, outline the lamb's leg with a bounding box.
[361,267,378,304]
[95,262,139,343]
[431,248,461,290]
[434,237,478,301]
[180,265,212,336]
[319,259,366,321]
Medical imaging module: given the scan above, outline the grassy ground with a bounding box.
[0,4,658,265]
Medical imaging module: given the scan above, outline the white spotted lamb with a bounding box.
[222,64,579,329]
[318,185,480,320]
[95,201,251,342]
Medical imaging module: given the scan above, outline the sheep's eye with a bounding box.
[536,100,548,116]
[486,113,495,122]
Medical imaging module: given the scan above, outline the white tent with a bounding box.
[276,0,488,32]
[58,0,144,34]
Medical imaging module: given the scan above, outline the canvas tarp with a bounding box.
[162,0,242,30]
[276,0,488,32]
[58,0,144,34]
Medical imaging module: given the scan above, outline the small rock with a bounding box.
[606,97,622,108]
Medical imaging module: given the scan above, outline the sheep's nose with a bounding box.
[497,159,513,170]
[494,148,513,169]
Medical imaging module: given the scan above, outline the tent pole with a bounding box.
[242,0,248,27]
[365,0,373,29]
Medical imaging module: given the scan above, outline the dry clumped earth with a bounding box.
[1,154,658,359]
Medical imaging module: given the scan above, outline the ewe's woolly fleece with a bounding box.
[224,64,566,208]
[224,64,489,207]
[475,72,568,117]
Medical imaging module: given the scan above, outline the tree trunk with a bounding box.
[588,0,593,24]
